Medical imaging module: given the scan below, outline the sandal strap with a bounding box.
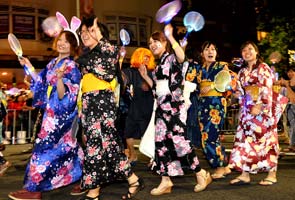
[128,179,140,187]
[122,177,144,199]
[196,170,206,178]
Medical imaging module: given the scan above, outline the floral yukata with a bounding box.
[197,62,228,168]
[152,52,201,176]
[24,57,84,192]
[185,61,201,148]
[229,62,282,173]
[77,38,132,190]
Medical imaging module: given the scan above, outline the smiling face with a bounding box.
[241,43,258,64]
[148,31,168,58]
[79,25,98,50]
[56,32,71,56]
[53,31,78,57]
[148,37,166,58]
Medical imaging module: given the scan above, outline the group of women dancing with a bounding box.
[6,11,286,200]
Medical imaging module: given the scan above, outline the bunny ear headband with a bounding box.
[56,11,81,45]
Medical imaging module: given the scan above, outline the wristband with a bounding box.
[172,42,179,50]
[29,67,35,73]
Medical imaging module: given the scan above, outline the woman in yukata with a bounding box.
[9,12,84,200]
[196,41,233,179]
[229,41,287,186]
[140,24,212,196]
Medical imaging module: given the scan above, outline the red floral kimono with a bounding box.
[229,62,287,173]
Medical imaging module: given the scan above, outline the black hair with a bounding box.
[240,41,263,68]
[200,41,218,63]
[201,41,218,52]
[80,15,110,40]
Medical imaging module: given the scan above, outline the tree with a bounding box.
[257,16,295,76]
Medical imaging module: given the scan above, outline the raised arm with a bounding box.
[164,24,185,63]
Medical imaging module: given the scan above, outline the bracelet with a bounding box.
[172,42,179,50]
[29,67,35,73]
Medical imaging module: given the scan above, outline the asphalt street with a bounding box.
[0,139,294,200]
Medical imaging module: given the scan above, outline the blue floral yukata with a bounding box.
[24,57,84,192]
[197,61,228,168]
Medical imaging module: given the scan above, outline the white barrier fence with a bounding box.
[3,109,33,144]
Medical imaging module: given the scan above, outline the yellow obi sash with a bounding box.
[244,85,259,102]
[200,81,223,97]
[272,85,281,93]
[81,73,117,93]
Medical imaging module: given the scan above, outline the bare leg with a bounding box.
[122,173,144,199]
[259,170,277,185]
[211,166,231,179]
[127,173,139,191]
[126,138,137,161]
[230,171,250,184]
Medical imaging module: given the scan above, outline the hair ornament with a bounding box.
[56,11,81,45]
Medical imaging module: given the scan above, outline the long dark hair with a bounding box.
[240,41,263,68]
[80,15,109,40]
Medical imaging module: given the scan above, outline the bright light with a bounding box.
[257,31,268,41]
[1,72,8,76]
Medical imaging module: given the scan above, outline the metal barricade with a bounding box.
[221,106,239,135]
[3,109,32,144]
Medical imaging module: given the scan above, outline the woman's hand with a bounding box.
[19,57,34,70]
[55,64,66,80]
[138,64,147,78]
[138,64,153,88]
[164,23,185,63]
[89,17,101,41]
[56,64,66,99]
[275,78,287,86]
[119,46,126,58]
[200,85,212,95]
[164,24,173,39]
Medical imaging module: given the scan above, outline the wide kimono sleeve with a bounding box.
[256,63,274,113]
[167,54,185,101]
[31,59,81,114]
[30,67,49,110]
[52,60,81,114]
[82,38,119,82]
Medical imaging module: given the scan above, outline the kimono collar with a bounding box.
[157,51,170,65]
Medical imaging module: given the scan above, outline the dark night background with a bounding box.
[1,0,294,75]
[170,0,295,63]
